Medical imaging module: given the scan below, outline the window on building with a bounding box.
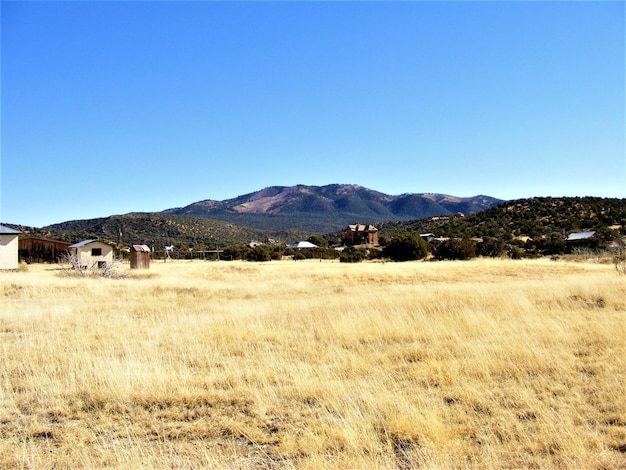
[92,248,102,256]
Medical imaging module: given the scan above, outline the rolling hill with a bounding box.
[6,184,500,249]
[6,195,623,254]
[24,213,306,249]
[378,196,626,241]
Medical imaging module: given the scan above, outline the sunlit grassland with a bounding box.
[1,258,624,469]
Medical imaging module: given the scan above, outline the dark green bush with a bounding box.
[293,251,307,260]
[307,235,329,248]
[246,245,271,262]
[222,245,247,260]
[435,239,477,260]
[287,247,340,260]
[382,232,430,261]
[339,247,368,263]
[477,237,505,257]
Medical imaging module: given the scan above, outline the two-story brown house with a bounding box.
[344,223,379,246]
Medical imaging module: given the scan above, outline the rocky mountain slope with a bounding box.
[8,195,622,253]
[163,184,502,232]
[8,185,503,248]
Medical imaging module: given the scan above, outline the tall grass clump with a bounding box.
[0,258,624,468]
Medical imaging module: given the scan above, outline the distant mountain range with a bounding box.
[162,184,502,232]
[9,184,503,247]
[7,188,623,251]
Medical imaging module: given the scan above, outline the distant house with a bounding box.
[68,239,114,269]
[287,241,318,249]
[566,231,598,242]
[344,223,379,246]
[18,236,72,263]
[0,225,20,270]
[129,244,150,269]
[565,231,602,253]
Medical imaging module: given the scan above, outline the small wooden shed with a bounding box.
[0,225,20,270]
[130,245,151,269]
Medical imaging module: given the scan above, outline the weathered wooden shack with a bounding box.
[130,245,151,269]
[18,236,72,263]
[0,225,20,270]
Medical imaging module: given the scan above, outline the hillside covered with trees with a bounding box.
[376,197,625,259]
[379,197,625,238]
[14,213,307,252]
[7,197,624,262]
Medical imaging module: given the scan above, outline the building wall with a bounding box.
[343,229,356,245]
[0,234,19,270]
[130,251,150,269]
[72,241,114,268]
[368,231,379,245]
[19,237,72,263]
[344,228,379,246]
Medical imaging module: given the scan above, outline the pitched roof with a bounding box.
[347,223,378,232]
[19,236,72,245]
[69,239,96,248]
[131,245,151,252]
[566,231,597,241]
[69,239,116,249]
[288,241,318,249]
[0,224,21,235]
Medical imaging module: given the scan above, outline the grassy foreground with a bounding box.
[0,258,624,469]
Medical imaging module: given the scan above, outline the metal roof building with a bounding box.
[566,231,598,241]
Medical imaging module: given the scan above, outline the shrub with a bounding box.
[247,245,272,262]
[367,247,383,260]
[270,249,283,261]
[382,232,430,261]
[613,243,625,275]
[222,245,247,260]
[476,237,505,258]
[508,246,525,260]
[59,251,126,278]
[287,247,340,260]
[435,239,477,261]
[307,235,329,248]
[339,247,368,263]
[524,233,566,256]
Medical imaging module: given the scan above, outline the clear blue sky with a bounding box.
[1,1,624,227]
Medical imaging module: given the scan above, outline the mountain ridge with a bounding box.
[5,194,623,254]
[162,184,502,232]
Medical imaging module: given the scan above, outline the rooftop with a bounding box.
[0,224,21,235]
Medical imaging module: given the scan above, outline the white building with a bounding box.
[0,225,20,270]
[68,239,114,269]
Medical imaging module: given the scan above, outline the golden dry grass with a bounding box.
[0,258,624,469]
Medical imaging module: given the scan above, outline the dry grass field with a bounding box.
[0,258,624,469]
